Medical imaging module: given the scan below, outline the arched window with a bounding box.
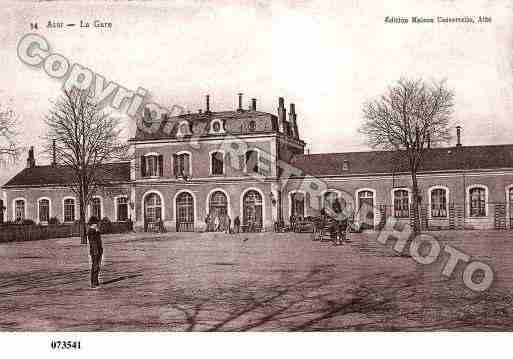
[209,191,228,217]
[243,190,263,231]
[14,199,25,222]
[91,197,102,220]
[322,191,344,216]
[211,152,224,176]
[116,197,129,222]
[393,189,409,218]
[245,150,259,173]
[210,119,224,134]
[290,192,305,219]
[176,192,194,232]
[177,120,192,137]
[469,187,486,217]
[64,198,76,222]
[430,188,448,218]
[38,199,50,223]
[144,193,162,223]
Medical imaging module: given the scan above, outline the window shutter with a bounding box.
[141,156,146,177]
[172,154,178,177]
[158,155,164,177]
[184,154,190,177]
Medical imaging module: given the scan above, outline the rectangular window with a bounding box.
[64,199,75,222]
[211,152,224,176]
[469,187,486,217]
[146,156,158,177]
[174,153,190,177]
[39,199,50,223]
[15,200,25,221]
[245,150,259,173]
[394,190,409,218]
[91,198,101,220]
[117,197,129,222]
[431,189,447,218]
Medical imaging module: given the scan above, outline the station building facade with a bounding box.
[3,95,513,231]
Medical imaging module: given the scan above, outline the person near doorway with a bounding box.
[205,212,212,232]
[214,215,220,232]
[225,214,231,234]
[248,211,256,232]
[234,216,240,233]
[87,219,103,289]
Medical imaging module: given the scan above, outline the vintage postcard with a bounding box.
[1,0,512,356]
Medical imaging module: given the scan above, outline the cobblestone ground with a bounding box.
[0,230,512,331]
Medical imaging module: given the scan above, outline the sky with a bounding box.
[1,0,513,186]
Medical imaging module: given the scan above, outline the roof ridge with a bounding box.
[294,143,513,158]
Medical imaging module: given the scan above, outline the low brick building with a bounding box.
[2,95,513,231]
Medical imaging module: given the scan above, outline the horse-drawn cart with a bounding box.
[312,216,350,244]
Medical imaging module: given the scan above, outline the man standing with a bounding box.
[214,215,220,232]
[0,199,5,224]
[225,214,231,234]
[87,220,103,289]
[205,212,211,232]
[233,216,240,233]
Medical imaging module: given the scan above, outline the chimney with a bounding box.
[205,94,210,113]
[289,103,299,139]
[251,98,257,111]
[237,93,243,112]
[277,97,286,133]
[456,126,462,147]
[52,139,56,166]
[26,146,35,168]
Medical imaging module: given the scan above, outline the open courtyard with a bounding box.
[0,229,512,331]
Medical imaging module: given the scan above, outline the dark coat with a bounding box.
[88,228,103,257]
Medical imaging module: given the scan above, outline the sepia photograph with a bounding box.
[1,0,513,356]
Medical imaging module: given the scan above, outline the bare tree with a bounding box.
[0,102,21,162]
[44,89,129,244]
[359,78,454,233]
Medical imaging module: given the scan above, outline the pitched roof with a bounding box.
[132,110,279,141]
[2,162,130,188]
[289,144,513,177]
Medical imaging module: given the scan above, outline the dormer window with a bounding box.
[209,119,225,134]
[342,160,349,171]
[248,120,256,132]
[176,120,192,137]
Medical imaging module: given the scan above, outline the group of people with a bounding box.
[205,212,245,233]
[205,212,231,233]
[289,214,306,232]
